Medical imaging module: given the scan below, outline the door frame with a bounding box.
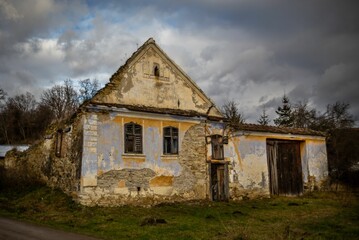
[266,139,303,196]
[209,162,229,201]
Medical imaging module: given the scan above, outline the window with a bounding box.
[55,129,63,157]
[154,65,160,77]
[124,123,142,153]
[211,135,224,160]
[163,127,178,154]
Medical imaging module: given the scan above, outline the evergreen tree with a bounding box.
[274,95,293,127]
[222,101,245,130]
[257,108,270,125]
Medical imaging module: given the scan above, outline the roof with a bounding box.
[0,145,30,158]
[236,124,326,137]
[85,103,223,119]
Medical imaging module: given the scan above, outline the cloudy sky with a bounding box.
[1,0,358,124]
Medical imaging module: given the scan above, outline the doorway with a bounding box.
[210,163,229,201]
[266,140,303,195]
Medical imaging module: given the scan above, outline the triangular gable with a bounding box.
[91,38,223,119]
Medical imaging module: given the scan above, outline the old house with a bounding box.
[5,38,328,206]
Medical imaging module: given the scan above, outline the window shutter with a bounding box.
[134,135,142,153]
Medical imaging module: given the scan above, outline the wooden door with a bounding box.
[210,163,229,201]
[267,140,303,195]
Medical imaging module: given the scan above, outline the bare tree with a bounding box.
[313,101,354,132]
[41,80,78,120]
[1,92,38,142]
[0,89,8,143]
[292,101,317,128]
[325,102,354,129]
[78,78,99,103]
[222,101,245,130]
[0,88,6,103]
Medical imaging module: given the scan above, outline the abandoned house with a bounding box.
[4,38,328,206]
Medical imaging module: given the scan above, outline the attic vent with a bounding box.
[154,65,160,77]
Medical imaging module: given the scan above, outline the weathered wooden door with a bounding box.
[210,163,229,201]
[267,140,303,195]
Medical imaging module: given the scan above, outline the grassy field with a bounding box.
[0,186,358,240]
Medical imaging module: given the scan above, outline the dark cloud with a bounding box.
[0,0,358,125]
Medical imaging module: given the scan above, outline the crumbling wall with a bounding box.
[304,139,329,191]
[227,135,270,200]
[4,115,83,195]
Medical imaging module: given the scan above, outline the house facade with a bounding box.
[5,38,328,206]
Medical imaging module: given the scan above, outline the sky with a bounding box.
[1,0,358,124]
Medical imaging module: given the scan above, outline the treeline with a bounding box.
[258,95,355,131]
[0,79,98,144]
[222,95,355,132]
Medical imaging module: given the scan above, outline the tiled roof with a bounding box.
[236,123,326,137]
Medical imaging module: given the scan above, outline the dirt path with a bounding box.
[0,217,100,240]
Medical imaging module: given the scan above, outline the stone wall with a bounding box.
[4,115,83,195]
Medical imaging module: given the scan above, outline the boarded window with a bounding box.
[211,135,224,160]
[163,127,178,154]
[55,129,63,157]
[124,123,142,153]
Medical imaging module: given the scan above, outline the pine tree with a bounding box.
[274,95,293,127]
[222,101,245,130]
[257,108,270,125]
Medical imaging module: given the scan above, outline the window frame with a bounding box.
[124,122,143,154]
[163,126,179,155]
[211,134,224,160]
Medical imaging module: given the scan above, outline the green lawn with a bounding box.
[0,186,358,240]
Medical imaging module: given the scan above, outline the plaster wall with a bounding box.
[92,44,222,118]
[207,128,329,199]
[305,140,329,189]
[79,111,208,206]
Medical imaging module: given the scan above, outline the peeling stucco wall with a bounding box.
[221,131,328,198]
[228,135,270,199]
[205,122,328,199]
[91,43,222,118]
[305,140,329,190]
[78,110,208,206]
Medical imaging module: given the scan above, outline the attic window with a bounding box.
[154,65,160,77]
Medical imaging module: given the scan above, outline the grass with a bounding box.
[0,186,358,240]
